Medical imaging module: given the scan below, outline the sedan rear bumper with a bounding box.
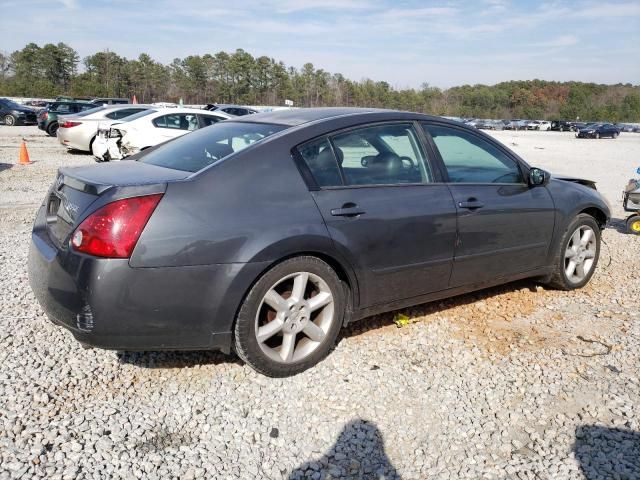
[57,128,90,151]
[28,206,265,353]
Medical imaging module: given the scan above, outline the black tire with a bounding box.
[627,215,640,235]
[545,214,601,290]
[234,256,345,377]
[4,114,16,126]
[613,132,619,139]
[46,122,59,137]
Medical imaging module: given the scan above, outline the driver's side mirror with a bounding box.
[529,167,550,186]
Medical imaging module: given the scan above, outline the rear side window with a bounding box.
[138,122,286,173]
[298,123,432,187]
[298,138,343,187]
[53,103,73,113]
[423,124,524,184]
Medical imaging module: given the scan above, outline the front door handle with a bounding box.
[458,199,484,210]
[331,203,365,217]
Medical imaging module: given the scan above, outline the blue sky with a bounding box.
[0,0,638,88]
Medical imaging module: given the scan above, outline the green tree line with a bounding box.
[1,42,639,121]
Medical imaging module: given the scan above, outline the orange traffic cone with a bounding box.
[19,139,32,165]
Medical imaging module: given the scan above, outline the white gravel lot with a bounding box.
[0,125,639,480]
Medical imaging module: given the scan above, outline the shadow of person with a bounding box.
[574,425,640,479]
[288,419,400,480]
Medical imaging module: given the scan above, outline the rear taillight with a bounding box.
[60,120,82,128]
[71,194,163,258]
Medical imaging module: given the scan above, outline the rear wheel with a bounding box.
[545,214,600,290]
[4,114,16,126]
[234,256,345,377]
[46,122,59,137]
[613,132,619,139]
[627,215,640,235]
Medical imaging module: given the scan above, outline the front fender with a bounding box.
[544,179,611,264]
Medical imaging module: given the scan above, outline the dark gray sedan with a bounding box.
[29,108,610,376]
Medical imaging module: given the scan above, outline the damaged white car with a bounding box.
[92,108,232,161]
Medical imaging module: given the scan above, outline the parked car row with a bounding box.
[458,118,553,131]
[449,116,637,137]
[0,96,257,158]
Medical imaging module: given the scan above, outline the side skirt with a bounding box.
[349,266,553,323]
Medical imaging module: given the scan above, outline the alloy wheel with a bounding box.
[564,225,597,283]
[254,271,335,363]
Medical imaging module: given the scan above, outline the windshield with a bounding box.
[139,121,287,173]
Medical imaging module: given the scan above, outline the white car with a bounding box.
[57,104,153,152]
[537,121,551,131]
[92,108,232,161]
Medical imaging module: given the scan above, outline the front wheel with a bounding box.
[545,214,600,290]
[234,256,345,377]
[595,132,600,139]
[4,114,16,126]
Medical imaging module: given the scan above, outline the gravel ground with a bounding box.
[1,126,639,479]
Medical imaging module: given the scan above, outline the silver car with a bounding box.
[57,105,153,152]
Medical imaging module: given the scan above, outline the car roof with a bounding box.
[215,104,253,109]
[99,104,155,109]
[231,107,403,126]
[134,107,233,118]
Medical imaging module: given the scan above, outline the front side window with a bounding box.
[423,124,523,184]
[331,123,431,186]
[139,121,286,173]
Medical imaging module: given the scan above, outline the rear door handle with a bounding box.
[331,205,365,217]
[458,200,484,210]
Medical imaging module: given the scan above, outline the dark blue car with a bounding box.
[28,108,610,376]
[576,123,620,139]
[0,98,38,126]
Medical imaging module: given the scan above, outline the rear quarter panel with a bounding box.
[131,138,334,268]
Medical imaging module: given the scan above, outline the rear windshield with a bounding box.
[75,106,106,117]
[120,109,157,122]
[138,121,287,173]
[1,99,24,109]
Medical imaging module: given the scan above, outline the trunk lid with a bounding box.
[45,161,190,247]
